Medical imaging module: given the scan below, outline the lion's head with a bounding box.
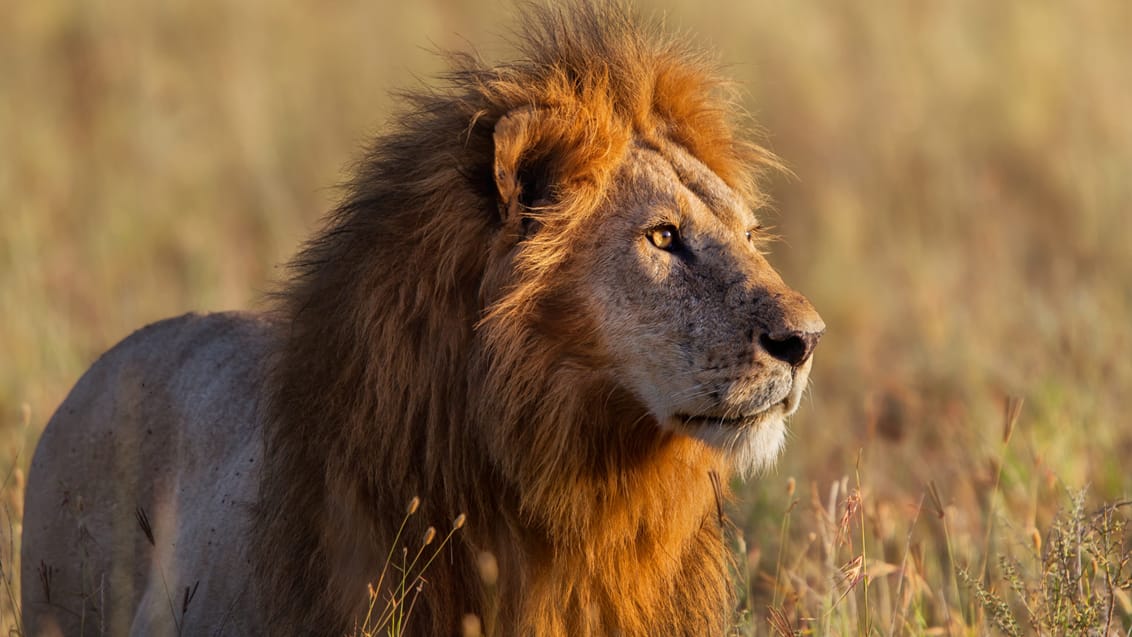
[465,19,824,502]
[483,108,823,480]
[256,4,823,635]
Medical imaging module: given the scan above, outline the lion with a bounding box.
[21,4,824,636]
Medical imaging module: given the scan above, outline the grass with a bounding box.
[356,498,468,637]
[732,400,1132,635]
[3,0,1131,634]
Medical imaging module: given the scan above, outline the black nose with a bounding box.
[759,330,823,367]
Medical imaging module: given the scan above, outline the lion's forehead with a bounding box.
[620,139,753,228]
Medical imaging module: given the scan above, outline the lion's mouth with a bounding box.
[676,408,775,428]
[673,368,810,428]
[673,394,795,429]
[677,413,748,427]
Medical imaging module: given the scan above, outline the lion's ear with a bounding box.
[493,107,554,224]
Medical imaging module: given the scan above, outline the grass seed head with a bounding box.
[461,613,484,637]
[1003,396,1024,444]
[477,551,499,586]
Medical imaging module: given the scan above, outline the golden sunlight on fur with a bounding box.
[21,3,822,635]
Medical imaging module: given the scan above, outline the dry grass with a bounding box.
[355,498,468,637]
[3,1,1131,634]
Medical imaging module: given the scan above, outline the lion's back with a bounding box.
[21,311,274,636]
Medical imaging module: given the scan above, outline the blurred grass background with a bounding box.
[3,0,1131,634]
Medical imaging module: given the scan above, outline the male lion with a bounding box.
[22,4,823,636]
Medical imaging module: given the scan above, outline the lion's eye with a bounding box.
[746,225,763,242]
[647,225,679,250]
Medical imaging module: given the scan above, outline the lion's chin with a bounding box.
[667,409,786,478]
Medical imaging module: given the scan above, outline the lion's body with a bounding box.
[21,314,270,636]
[22,4,824,636]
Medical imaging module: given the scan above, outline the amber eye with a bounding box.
[647,225,679,250]
[746,225,762,242]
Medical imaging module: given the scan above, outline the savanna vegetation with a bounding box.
[3,1,1131,634]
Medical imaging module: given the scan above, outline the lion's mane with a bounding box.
[252,4,773,635]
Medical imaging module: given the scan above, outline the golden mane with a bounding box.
[252,3,779,634]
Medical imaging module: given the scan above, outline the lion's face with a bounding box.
[488,106,823,475]
[575,140,824,474]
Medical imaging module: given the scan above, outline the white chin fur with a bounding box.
[684,414,786,478]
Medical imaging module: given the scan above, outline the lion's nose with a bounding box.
[744,279,825,367]
[758,328,823,367]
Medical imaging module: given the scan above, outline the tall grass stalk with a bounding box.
[359,505,466,637]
